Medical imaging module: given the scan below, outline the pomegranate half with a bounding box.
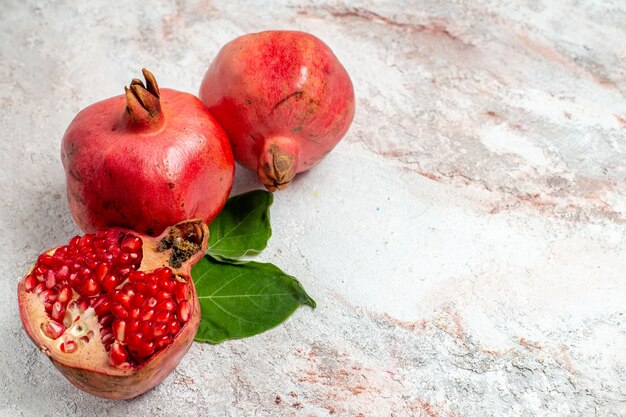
[17,220,207,399]
[62,69,234,236]
[199,31,355,191]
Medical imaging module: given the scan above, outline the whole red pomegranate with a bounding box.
[199,31,355,191]
[17,220,206,399]
[62,69,234,236]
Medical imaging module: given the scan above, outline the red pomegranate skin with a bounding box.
[199,31,355,190]
[62,77,235,236]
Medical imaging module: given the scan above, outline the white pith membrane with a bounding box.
[22,268,122,373]
[19,222,203,375]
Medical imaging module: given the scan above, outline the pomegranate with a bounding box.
[62,69,234,236]
[199,31,355,191]
[17,220,207,400]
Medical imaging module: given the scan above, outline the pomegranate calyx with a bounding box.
[257,137,299,192]
[124,68,163,127]
[157,219,207,268]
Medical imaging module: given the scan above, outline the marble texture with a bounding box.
[1,0,625,416]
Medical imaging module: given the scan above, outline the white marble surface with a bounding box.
[1,1,625,416]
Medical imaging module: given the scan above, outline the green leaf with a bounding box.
[192,256,316,343]
[208,190,273,262]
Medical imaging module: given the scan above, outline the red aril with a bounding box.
[17,220,207,400]
[62,69,234,236]
[199,31,355,191]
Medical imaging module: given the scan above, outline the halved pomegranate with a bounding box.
[17,220,207,399]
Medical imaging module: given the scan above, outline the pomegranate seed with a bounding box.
[111,303,128,319]
[168,320,180,335]
[108,245,121,258]
[58,286,71,303]
[157,291,173,301]
[24,274,37,292]
[129,271,146,282]
[77,297,90,311]
[44,302,53,313]
[51,302,65,322]
[154,335,171,349]
[132,293,146,308]
[44,270,56,289]
[56,265,69,280]
[178,301,190,323]
[79,235,93,247]
[117,252,131,266]
[101,274,119,293]
[106,230,123,243]
[147,282,159,295]
[157,300,176,312]
[33,283,46,295]
[41,321,65,339]
[155,267,173,281]
[68,272,80,289]
[101,332,114,346]
[125,333,144,351]
[121,235,142,253]
[117,267,132,276]
[134,341,155,358]
[69,236,81,247]
[93,298,111,315]
[34,265,47,276]
[39,254,62,268]
[113,292,132,310]
[146,297,158,308]
[39,289,55,302]
[94,263,109,282]
[112,319,126,342]
[139,321,154,339]
[53,246,68,258]
[101,253,114,262]
[134,282,147,294]
[130,307,141,319]
[152,322,168,338]
[99,314,114,327]
[127,319,140,334]
[109,342,129,366]
[141,309,155,321]
[60,340,78,353]
[175,283,189,303]
[160,279,175,292]
[124,288,136,299]
[80,267,92,278]
[80,278,100,296]
[155,310,172,323]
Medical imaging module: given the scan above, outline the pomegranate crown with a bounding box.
[124,68,163,126]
